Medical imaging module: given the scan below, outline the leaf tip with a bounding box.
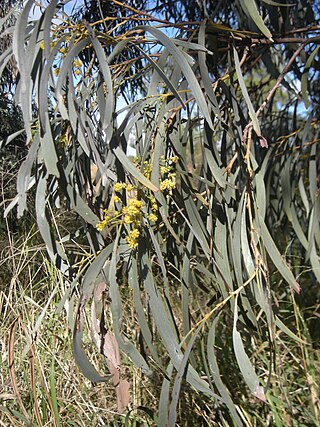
[254,385,266,402]
[259,135,268,148]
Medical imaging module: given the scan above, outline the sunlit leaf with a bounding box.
[233,294,266,401]
[239,0,273,40]
[258,216,300,293]
[233,47,261,137]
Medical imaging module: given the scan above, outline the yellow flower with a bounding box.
[125,183,134,191]
[149,196,158,212]
[96,217,109,231]
[74,58,83,68]
[148,213,158,222]
[74,69,82,76]
[126,228,140,249]
[129,228,140,239]
[96,222,105,231]
[124,199,143,214]
[133,156,140,164]
[170,156,179,163]
[114,182,125,192]
[39,40,45,50]
[113,195,121,203]
[142,161,152,177]
[160,166,170,175]
[60,134,70,147]
[53,67,60,76]
[122,199,143,224]
[127,240,138,249]
[123,214,133,224]
[160,178,176,192]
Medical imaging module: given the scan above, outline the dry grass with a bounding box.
[0,219,157,426]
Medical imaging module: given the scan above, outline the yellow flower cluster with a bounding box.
[59,132,70,147]
[135,155,179,195]
[148,196,158,222]
[160,165,170,174]
[39,40,56,50]
[159,156,178,195]
[126,228,140,249]
[148,213,158,222]
[74,59,83,68]
[73,58,83,76]
[142,161,153,179]
[96,218,109,232]
[96,210,120,231]
[114,182,134,192]
[122,198,143,225]
[96,154,179,249]
[114,182,125,192]
[160,177,176,192]
[170,156,179,163]
[96,182,144,250]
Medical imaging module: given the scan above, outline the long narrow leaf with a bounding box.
[233,294,266,401]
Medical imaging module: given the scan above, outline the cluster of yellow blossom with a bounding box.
[39,40,58,50]
[96,183,144,250]
[43,42,82,77]
[96,155,178,249]
[170,156,179,163]
[74,59,83,68]
[150,197,158,212]
[96,210,121,231]
[114,182,124,192]
[59,46,67,55]
[96,218,109,232]
[122,198,143,225]
[73,58,83,76]
[59,132,70,148]
[134,155,179,195]
[148,213,158,222]
[126,228,140,249]
[160,176,176,192]
[142,161,153,179]
[159,156,178,195]
[160,165,170,174]
[147,194,159,223]
[114,182,135,192]
[133,158,153,179]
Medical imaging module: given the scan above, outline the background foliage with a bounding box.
[1,0,319,425]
